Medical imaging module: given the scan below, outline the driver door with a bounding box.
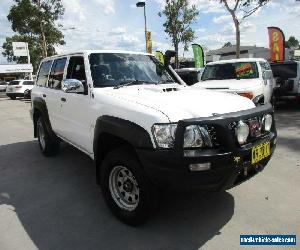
[59,55,94,154]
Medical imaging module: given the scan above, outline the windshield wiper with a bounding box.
[157,79,175,84]
[114,80,147,89]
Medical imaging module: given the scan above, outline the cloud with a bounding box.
[93,0,115,14]
[213,15,231,24]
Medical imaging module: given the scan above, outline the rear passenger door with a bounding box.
[58,55,94,154]
[46,57,67,133]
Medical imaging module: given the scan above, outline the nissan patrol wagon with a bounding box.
[31,50,277,225]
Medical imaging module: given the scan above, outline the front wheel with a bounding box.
[100,147,158,226]
[37,116,60,156]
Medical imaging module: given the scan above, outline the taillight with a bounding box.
[238,92,253,100]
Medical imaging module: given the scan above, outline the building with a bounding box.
[0,64,33,82]
[205,45,291,63]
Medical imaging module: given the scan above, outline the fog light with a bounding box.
[189,163,211,171]
[263,114,273,131]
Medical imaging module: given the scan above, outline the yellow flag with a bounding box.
[146,31,152,54]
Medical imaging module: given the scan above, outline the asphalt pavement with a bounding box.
[0,93,299,250]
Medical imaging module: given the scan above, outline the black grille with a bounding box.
[205,125,220,147]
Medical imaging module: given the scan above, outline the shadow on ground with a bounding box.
[0,141,234,250]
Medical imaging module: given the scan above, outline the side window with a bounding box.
[67,56,86,81]
[48,57,67,90]
[259,61,271,71]
[66,56,87,94]
[36,60,52,87]
[23,81,34,85]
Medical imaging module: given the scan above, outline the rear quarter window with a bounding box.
[36,60,53,87]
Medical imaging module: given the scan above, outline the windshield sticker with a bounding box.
[236,64,254,78]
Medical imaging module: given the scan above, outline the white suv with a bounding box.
[6,79,34,99]
[31,50,277,225]
[194,58,275,106]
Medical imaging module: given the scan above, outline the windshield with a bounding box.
[271,63,298,79]
[201,62,259,81]
[89,53,177,88]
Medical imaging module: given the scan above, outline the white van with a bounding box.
[194,58,275,105]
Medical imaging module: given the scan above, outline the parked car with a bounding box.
[0,81,8,92]
[175,68,204,86]
[270,61,300,101]
[194,58,275,106]
[31,50,276,225]
[6,79,34,99]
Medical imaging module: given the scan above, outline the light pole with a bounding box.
[136,1,147,52]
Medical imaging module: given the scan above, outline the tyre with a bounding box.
[24,89,30,99]
[271,95,277,110]
[100,147,158,226]
[9,95,16,100]
[36,116,60,156]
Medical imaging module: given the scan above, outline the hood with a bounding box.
[195,78,261,91]
[104,83,255,122]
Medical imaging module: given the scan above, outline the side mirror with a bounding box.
[62,79,84,94]
[164,50,177,67]
[262,71,272,85]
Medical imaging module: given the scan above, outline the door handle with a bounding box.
[61,97,66,102]
[42,94,46,97]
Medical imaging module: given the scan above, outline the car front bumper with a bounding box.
[137,104,277,191]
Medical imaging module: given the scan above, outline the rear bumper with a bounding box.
[6,92,24,97]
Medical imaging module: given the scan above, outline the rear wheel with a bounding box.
[9,95,16,100]
[37,116,60,156]
[100,147,158,226]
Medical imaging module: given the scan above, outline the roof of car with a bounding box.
[207,58,267,65]
[42,50,152,61]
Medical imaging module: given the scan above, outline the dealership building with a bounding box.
[0,64,33,82]
[205,45,291,63]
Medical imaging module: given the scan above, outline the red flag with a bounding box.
[268,27,285,62]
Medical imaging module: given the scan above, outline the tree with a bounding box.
[223,42,232,47]
[219,0,269,58]
[2,0,65,72]
[285,36,299,49]
[159,0,199,68]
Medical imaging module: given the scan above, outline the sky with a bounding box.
[0,0,300,64]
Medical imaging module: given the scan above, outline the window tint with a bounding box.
[37,60,52,87]
[67,56,86,81]
[8,81,21,85]
[23,81,34,85]
[48,58,67,89]
[201,62,259,81]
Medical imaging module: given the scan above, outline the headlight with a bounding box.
[183,125,213,148]
[184,125,203,148]
[152,124,177,148]
[235,121,249,145]
[263,114,272,131]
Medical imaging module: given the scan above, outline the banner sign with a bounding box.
[146,31,152,54]
[192,44,204,68]
[12,42,28,57]
[268,27,285,62]
[155,51,164,64]
[0,64,33,74]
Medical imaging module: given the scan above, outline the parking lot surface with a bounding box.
[0,94,299,250]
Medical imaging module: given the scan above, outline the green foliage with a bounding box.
[2,0,65,72]
[223,42,232,47]
[159,0,199,67]
[285,36,299,49]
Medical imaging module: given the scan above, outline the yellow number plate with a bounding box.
[251,142,271,164]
